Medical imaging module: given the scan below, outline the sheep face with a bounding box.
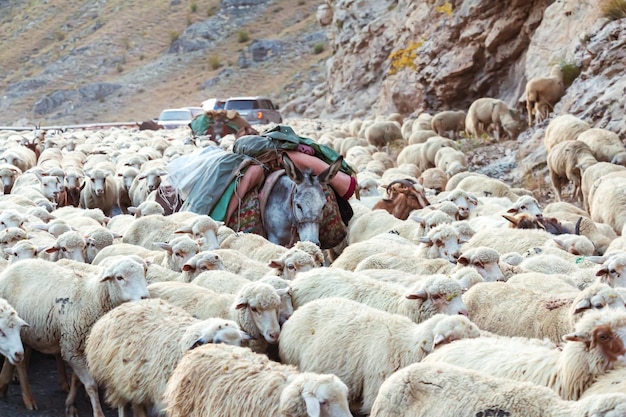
[406,276,468,317]
[0,301,28,365]
[507,196,542,217]
[233,284,283,344]
[279,373,352,417]
[457,248,505,282]
[432,315,481,350]
[0,167,20,192]
[596,255,626,288]
[41,176,63,201]
[187,319,247,349]
[99,258,150,302]
[419,225,463,263]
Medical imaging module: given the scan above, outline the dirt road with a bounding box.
[0,351,117,417]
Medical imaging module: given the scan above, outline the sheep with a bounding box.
[423,308,626,400]
[581,162,626,212]
[79,167,118,216]
[437,188,478,219]
[11,171,63,203]
[0,163,22,193]
[370,362,626,417]
[465,97,523,141]
[524,64,565,127]
[0,297,28,367]
[291,269,467,322]
[547,140,597,202]
[364,121,402,150]
[85,298,247,416]
[0,226,28,257]
[123,213,221,251]
[148,280,285,353]
[162,343,352,417]
[94,235,200,272]
[396,136,458,172]
[588,171,626,235]
[127,200,165,217]
[430,110,465,140]
[0,257,149,415]
[334,225,463,270]
[4,240,40,263]
[279,297,480,414]
[463,227,555,255]
[418,167,448,194]
[577,128,626,165]
[0,146,37,173]
[38,230,87,263]
[543,114,590,153]
[462,281,626,344]
[115,166,139,214]
[192,270,252,293]
[129,165,168,207]
[433,146,467,177]
[407,129,437,144]
[452,174,520,201]
[457,246,505,282]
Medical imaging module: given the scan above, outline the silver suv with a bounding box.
[224,96,282,125]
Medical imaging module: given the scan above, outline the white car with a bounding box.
[157,108,194,129]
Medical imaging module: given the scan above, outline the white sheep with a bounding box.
[162,343,352,417]
[93,235,200,272]
[577,127,626,165]
[370,362,626,417]
[547,140,597,202]
[588,171,626,235]
[0,297,28,366]
[580,162,626,212]
[279,297,480,414]
[465,97,522,141]
[543,114,590,153]
[462,281,626,344]
[148,280,285,353]
[433,146,467,177]
[0,163,22,194]
[79,168,118,216]
[85,298,247,416]
[525,64,565,127]
[364,121,402,150]
[0,257,149,415]
[457,246,505,282]
[430,110,465,140]
[422,308,626,400]
[291,269,467,322]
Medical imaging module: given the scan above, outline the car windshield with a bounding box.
[159,110,192,121]
[225,100,255,110]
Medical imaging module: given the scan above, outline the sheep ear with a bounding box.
[432,333,447,348]
[155,242,173,253]
[127,207,138,215]
[573,299,591,315]
[302,392,321,417]
[586,255,606,264]
[506,207,518,214]
[4,248,14,256]
[268,259,284,269]
[275,287,290,297]
[182,263,196,272]
[44,245,59,253]
[17,317,29,328]
[406,289,428,300]
[234,298,248,310]
[595,265,608,277]
[411,216,426,227]
[553,238,567,251]
[502,214,518,225]
[99,272,113,282]
[418,237,432,245]
[175,226,192,234]
[240,331,252,341]
[562,331,591,343]
[457,256,469,266]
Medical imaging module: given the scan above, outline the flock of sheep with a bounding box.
[0,69,626,417]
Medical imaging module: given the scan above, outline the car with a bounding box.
[157,108,194,129]
[201,98,227,111]
[223,96,282,125]
[184,106,205,117]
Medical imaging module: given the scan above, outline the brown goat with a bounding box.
[372,179,430,220]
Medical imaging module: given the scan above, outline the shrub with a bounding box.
[599,0,626,20]
[208,54,221,70]
[169,31,180,43]
[208,5,218,17]
[435,2,453,16]
[238,29,250,43]
[116,63,124,73]
[190,2,198,13]
[313,42,325,54]
[560,62,581,88]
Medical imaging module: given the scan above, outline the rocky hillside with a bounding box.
[1,0,625,199]
[0,0,330,125]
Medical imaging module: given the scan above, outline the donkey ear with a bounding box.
[282,153,304,184]
[318,155,343,185]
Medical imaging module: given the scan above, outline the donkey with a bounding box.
[263,153,343,247]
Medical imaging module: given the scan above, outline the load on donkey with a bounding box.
[189,109,258,143]
[165,125,357,250]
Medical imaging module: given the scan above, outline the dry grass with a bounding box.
[599,0,626,20]
[0,0,324,124]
